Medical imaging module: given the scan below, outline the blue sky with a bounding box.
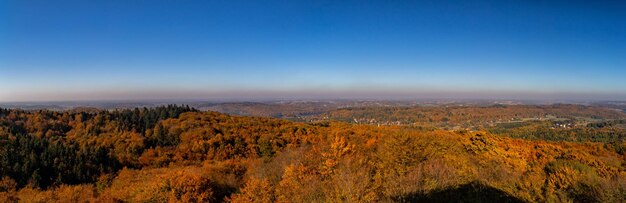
[1,0,626,101]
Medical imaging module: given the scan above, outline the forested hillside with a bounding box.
[310,104,626,126]
[1,106,625,202]
[309,104,626,144]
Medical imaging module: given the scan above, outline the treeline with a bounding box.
[110,104,196,134]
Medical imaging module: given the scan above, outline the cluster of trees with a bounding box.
[0,105,195,189]
[1,106,625,202]
[0,135,119,189]
[110,104,196,134]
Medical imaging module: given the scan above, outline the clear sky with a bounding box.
[1,0,626,101]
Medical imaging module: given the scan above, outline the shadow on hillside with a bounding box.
[396,181,526,203]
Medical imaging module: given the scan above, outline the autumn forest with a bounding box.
[0,103,625,202]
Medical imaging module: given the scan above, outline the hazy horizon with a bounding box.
[2,88,626,103]
[2,1,625,102]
